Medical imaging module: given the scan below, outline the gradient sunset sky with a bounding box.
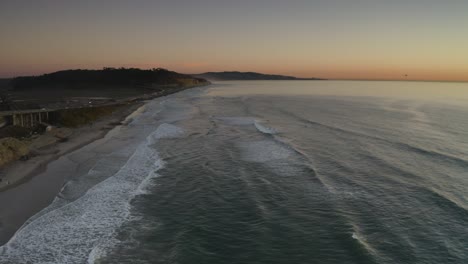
[1,0,467,81]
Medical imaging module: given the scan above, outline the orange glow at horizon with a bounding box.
[1,62,467,83]
[1,1,467,82]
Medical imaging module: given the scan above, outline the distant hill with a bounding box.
[2,68,210,111]
[12,68,209,90]
[193,71,324,81]
[0,79,12,91]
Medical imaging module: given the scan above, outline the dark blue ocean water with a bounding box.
[1,81,467,263]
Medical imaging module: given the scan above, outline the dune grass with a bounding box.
[56,105,124,128]
[0,137,29,167]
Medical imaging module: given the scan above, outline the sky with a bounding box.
[1,0,467,81]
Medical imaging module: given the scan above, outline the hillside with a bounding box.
[0,79,12,91]
[193,71,324,81]
[12,68,209,90]
[2,68,209,110]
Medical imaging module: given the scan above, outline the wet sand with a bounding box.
[0,102,143,245]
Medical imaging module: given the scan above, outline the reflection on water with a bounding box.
[208,80,468,105]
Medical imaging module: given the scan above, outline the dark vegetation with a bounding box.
[0,79,12,91]
[12,68,208,90]
[0,137,29,167]
[193,71,324,81]
[0,68,209,111]
[55,104,124,127]
[0,104,127,140]
[0,126,32,139]
[0,79,13,110]
[0,68,208,167]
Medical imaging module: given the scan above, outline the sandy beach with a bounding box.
[0,102,144,245]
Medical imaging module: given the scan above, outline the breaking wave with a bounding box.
[0,123,186,264]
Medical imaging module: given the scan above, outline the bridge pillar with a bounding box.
[4,111,52,128]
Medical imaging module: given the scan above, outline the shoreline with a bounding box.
[0,83,210,246]
[0,102,143,192]
[0,83,210,192]
[0,102,145,246]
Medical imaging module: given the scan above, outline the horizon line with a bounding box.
[0,67,467,83]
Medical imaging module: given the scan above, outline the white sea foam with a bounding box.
[135,170,160,196]
[0,127,169,263]
[159,100,195,123]
[254,120,277,134]
[123,104,147,124]
[128,100,166,126]
[350,226,379,257]
[148,123,185,143]
[87,245,107,264]
[216,116,278,135]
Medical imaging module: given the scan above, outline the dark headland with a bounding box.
[192,71,324,81]
[1,67,209,113]
[0,68,209,191]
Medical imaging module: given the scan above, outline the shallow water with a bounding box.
[1,81,467,263]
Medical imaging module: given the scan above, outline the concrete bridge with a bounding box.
[0,86,185,128]
[0,109,53,128]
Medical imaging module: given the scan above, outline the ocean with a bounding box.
[1,81,467,263]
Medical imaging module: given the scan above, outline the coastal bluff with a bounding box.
[192,71,324,81]
[0,68,210,177]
